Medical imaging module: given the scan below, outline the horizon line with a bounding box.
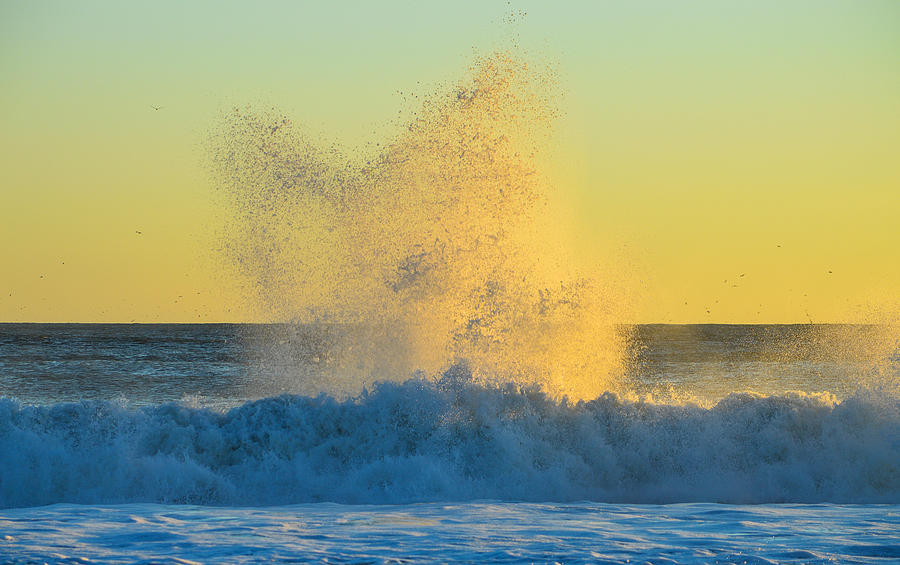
[0,321,889,327]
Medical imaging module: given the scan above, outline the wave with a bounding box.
[1,374,898,508]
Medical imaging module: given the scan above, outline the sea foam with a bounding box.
[2,374,898,509]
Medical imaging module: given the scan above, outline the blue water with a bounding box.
[1,324,898,563]
[3,502,899,564]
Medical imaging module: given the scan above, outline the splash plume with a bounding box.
[208,52,630,399]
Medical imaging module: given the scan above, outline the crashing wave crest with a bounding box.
[3,372,898,509]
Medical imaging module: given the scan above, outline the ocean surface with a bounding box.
[1,323,898,563]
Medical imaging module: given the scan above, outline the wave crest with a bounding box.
[2,376,898,508]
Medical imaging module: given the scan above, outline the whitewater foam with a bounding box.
[3,375,898,509]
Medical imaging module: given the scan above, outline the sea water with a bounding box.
[1,323,898,563]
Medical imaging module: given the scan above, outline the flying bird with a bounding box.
[135,230,143,235]
[150,105,163,111]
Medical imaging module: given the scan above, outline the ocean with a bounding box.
[1,323,898,563]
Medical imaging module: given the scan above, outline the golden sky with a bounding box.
[1,1,898,323]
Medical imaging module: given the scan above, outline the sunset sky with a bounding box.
[2,0,898,323]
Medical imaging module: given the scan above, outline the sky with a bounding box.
[1,0,898,324]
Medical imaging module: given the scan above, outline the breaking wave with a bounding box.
[2,372,898,509]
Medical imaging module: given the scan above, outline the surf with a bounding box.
[2,371,899,509]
